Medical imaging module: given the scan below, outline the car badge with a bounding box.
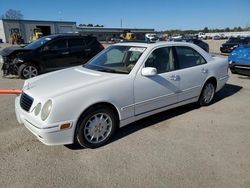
[24,83,31,90]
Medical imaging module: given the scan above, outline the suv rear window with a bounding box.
[69,38,86,47]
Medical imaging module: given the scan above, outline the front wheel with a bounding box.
[76,106,117,148]
[199,82,215,106]
[18,63,39,79]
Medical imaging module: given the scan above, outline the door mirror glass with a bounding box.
[42,46,49,51]
[142,67,157,76]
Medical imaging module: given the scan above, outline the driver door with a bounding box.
[134,46,179,115]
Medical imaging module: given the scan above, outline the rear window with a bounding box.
[84,37,96,45]
[68,38,86,47]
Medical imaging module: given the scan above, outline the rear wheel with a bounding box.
[18,63,39,79]
[76,106,117,148]
[199,82,215,106]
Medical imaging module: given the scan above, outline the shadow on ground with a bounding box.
[65,83,242,150]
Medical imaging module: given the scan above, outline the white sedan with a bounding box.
[15,42,229,148]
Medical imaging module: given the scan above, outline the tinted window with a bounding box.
[145,47,176,74]
[85,37,95,45]
[47,39,67,50]
[69,38,85,47]
[175,46,206,69]
[24,36,54,49]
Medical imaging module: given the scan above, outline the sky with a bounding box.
[1,0,250,31]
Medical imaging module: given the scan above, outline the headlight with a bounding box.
[41,100,52,121]
[34,103,41,116]
[231,45,238,49]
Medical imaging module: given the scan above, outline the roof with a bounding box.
[41,33,96,38]
[113,41,213,61]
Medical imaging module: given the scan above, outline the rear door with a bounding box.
[68,37,87,65]
[174,46,208,102]
[40,38,71,70]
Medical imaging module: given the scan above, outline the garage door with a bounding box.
[59,26,74,33]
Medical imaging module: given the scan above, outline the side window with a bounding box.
[68,38,85,47]
[175,46,206,69]
[145,47,176,74]
[47,39,67,50]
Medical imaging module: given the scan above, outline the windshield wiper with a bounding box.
[97,68,128,74]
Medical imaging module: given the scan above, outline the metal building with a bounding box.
[77,27,155,41]
[0,19,76,43]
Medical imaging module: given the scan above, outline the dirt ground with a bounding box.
[0,42,249,188]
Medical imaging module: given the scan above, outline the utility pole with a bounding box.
[120,19,123,28]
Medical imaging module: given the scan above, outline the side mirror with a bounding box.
[142,67,157,76]
[42,46,49,51]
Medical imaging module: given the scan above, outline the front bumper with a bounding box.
[220,46,233,53]
[15,96,76,145]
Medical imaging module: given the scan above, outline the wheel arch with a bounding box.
[74,101,121,139]
[203,76,217,90]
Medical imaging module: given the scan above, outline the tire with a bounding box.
[230,69,236,74]
[199,82,215,106]
[76,106,118,148]
[18,63,39,79]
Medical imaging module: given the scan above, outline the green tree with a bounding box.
[203,27,209,33]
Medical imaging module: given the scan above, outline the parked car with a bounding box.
[228,44,250,76]
[220,36,250,53]
[15,42,229,148]
[213,35,221,40]
[169,37,209,52]
[145,33,159,42]
[0,34,104,79]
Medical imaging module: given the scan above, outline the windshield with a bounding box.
[84,45,146,74]
[24,36,54,49]
[227,38,245,43]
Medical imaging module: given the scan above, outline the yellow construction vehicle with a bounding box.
[120,31,136,40]
[29,28,43,43]
[10,28,24,44]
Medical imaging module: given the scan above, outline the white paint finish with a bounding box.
[15,42,229,145]
[134,70,179,115]
[0,20,6,42]
[177,65,207,101]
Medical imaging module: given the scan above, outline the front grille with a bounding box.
[3,56,7,63]
[20,93,34,112]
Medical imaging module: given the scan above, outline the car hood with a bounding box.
[0,46,32,56]
[229,46,250,63]
[23,66,120,99]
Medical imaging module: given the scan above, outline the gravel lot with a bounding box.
[0,42,250,188]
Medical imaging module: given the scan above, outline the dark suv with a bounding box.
[220,36,250,53]
[0,34,104,79]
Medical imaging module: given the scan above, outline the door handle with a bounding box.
[170,75,180,81]
[61,51,69,55]
[201,68,208,74]
[84,48,91,52]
